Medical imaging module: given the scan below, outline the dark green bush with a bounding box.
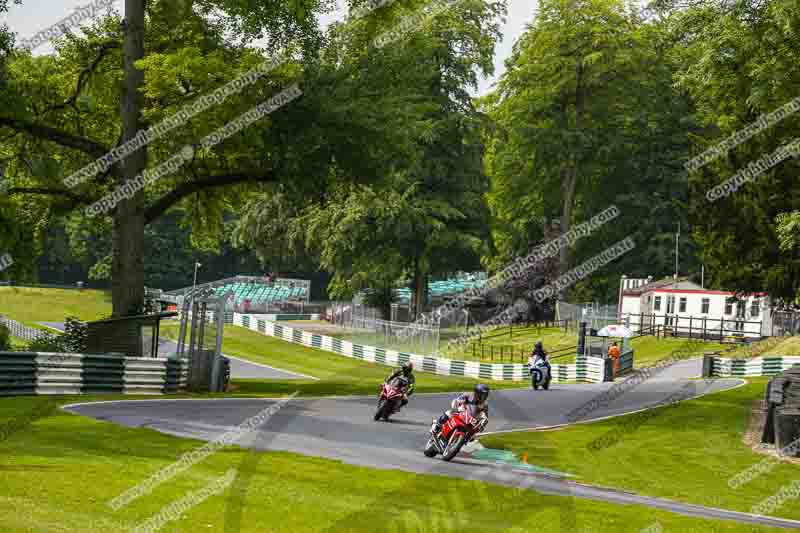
[27,332,71,353]
[0,323,10,351]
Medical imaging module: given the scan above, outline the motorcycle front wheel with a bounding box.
[531,370,541,390]
[374,400,387,421]
[442,433,466,462]
[382,399,396,421]
[423,437,438,457]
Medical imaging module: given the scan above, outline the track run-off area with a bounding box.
[63,357,800,530]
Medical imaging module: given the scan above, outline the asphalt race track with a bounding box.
[63,359,800,530]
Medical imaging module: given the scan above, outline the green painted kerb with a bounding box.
[470,447,575,478]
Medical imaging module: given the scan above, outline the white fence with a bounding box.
[0,316,46,342]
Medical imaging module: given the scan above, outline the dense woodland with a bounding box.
[0,0,798,318]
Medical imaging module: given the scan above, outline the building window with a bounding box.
[679,297,687,313]
[725,298,734,315]
[751,300,760,317]
[701,298,710,314]
[654,296,661,311]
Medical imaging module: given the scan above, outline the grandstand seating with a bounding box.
[163,276,310,311]
[394,277,488,304]
[212,281,308,307]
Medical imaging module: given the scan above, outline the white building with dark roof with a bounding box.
[618,275,770,339]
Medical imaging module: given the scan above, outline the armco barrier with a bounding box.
[707,355,800,377]
[233,313,612,383]
[0,352,188,395]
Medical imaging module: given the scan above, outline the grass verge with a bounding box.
[0,394,785,532]
[480,378,800,521]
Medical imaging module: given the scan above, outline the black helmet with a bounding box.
[402,362,414,376]
[535,341,543,350]
[474,383,490,403]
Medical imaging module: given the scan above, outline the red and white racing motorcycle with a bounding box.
[423,404,485,461]
[374,376,410,421]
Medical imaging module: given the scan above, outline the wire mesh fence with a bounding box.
[325,302,441,354]
[770,310,800,337]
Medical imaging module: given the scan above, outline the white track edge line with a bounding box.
[479,378,747,436]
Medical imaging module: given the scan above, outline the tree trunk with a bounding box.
[412,255,420,320]
[113,0,147,317]
[412,255,427,322]
[558,62,585,278]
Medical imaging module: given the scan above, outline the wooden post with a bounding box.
[689,316,693,339]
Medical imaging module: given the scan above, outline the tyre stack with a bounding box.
[762,365,800,456]
[143,288,163,315]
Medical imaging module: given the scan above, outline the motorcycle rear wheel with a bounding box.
[442,433,466,462]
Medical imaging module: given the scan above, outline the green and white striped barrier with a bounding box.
[233,313,612,383]
[0,352,189,395]
[709,356,800,377]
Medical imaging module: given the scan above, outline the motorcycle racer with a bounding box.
[529,341,549,366]
[432,383,489,435]
[384,362,415,407]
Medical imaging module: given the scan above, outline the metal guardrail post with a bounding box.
[577,321,587,361]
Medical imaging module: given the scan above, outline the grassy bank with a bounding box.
[160,324,528,396]
[481,379,800,521]
[0,394,783,532]
[0,286,111,326]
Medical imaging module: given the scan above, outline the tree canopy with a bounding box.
[2,0,799,312]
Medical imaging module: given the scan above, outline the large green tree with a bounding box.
[0,0,326,314]
[676,0,800,302]
[482,0,696,303]
[234,0,505,319]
